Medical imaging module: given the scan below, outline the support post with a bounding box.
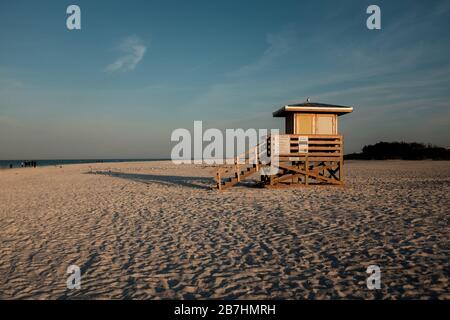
[340,137,344,184]
[235,159,240,182]
[255,144,259,171]
[216,169,222,191]
[305,156,309,185]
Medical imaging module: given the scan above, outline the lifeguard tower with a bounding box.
[215,101,353,190]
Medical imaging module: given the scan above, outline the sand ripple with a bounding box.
[0,160,449,299]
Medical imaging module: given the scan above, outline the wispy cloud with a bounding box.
[0,67,24,93]
[105,35,147,73]
[227,27,297,78]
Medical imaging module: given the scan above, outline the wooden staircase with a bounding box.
[218,164,260,189]
[215,143,266,191]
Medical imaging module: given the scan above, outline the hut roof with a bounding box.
[273,102,353,117]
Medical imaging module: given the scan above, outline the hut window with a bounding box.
[295,114,314,134]
[315,115,335,134]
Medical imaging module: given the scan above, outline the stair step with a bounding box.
[218,165,260,189]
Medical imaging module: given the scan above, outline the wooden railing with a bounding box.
[215,140,267,189]
[267,134,343,161]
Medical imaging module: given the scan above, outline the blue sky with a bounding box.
[1,0,449,159]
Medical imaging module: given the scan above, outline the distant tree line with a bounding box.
[345,142,450,160]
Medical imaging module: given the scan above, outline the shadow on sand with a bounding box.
[88,171,214,190]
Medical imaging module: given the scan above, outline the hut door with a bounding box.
[315,115,335,134]
[295,114,314,134]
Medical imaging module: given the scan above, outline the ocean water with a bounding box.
[0,159,168,169]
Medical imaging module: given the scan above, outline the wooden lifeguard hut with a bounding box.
[215,101,353,190]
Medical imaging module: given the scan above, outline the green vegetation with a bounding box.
[345,142,450,160]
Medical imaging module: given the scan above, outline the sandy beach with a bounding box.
[0,160,448,299]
